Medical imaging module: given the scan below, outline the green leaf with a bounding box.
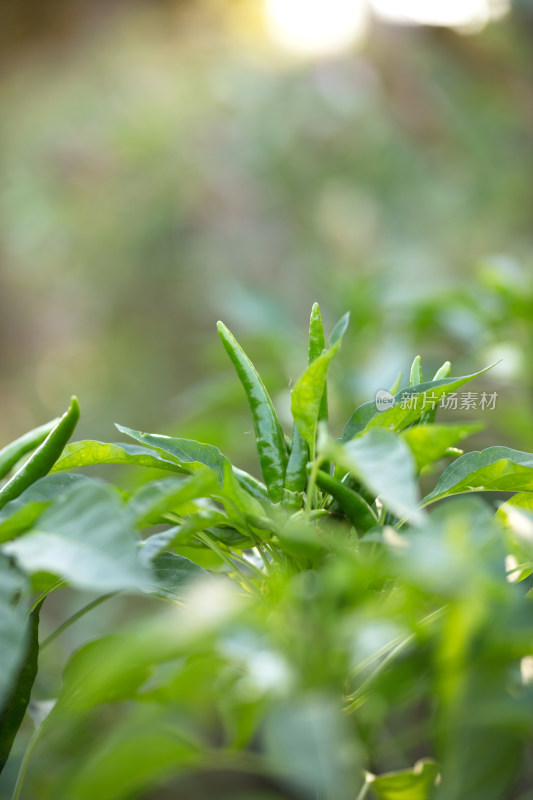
[0,600,41,774]
[324,429,423,524]
[423,446,533,505]
[433,361,451,380]
[3,483,151,592]
[263,696,359,800]
[115,426,229,484]
[342,365,494,441]
[148,552,206,600]
[308,302,326,364]
[0,473,92,543]
[285,303,335,494]
[52,440,185,473]
[126,472,218,528]
[0,555,30,719]
[409,355,423,387]
[59,705,200,800]
[369,759,440,799]
[329,312,350,346]
[291,312,349,452]
[401,423,482,472]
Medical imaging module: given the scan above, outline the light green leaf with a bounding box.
[409,355,423,387]
[433,361,451,380]
[369,759,440,799]
[3,483,150,592]
[291,312,349,450]
[401,423,482,472]
[52,441,184,473]
[116,425,230,484]
[423,446,533,505]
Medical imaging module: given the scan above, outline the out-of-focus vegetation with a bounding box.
[2,4,533,796]
[4,308,533,799]
[1,0,533,467]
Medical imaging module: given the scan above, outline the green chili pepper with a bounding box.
[0,397,80,511]
[285,427,308,494]
[315,470,377,533]
[217,322,288,503]
[285,303,329,495]
[0,419,58,481]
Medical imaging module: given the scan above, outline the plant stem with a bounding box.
[40,592,117,650]
[355,777,372,800]
[29,580,65,613]
[195,533,264,601]
[344,606,446,713]
[305,457,323,522]
[11,715,50,800]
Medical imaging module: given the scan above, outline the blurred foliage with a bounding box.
[1,1,533,475]
[2,3,533,798]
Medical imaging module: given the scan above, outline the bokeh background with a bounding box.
[2,0,533,473]
[2,3,533,798]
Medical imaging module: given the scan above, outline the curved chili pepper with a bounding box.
[217,322,288,503]
[0,419,58,481]
[315,470,377,533]
[0,397,80,511]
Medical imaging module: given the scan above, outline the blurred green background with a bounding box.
[2,4,533,797]
[2,0,533,473]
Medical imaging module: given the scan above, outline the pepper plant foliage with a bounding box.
[2,304,533,799]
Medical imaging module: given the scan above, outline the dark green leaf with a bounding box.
[149,552,206,599]
[324,429,423,524]
[0,556,30,714]
[0,601,41,774]
[342,365,493,441]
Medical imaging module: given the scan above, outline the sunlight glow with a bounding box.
[371,0,510,30]
[263,0,510,57]
[264,0,368,56]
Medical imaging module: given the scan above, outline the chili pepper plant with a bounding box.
[1,304,533,800]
